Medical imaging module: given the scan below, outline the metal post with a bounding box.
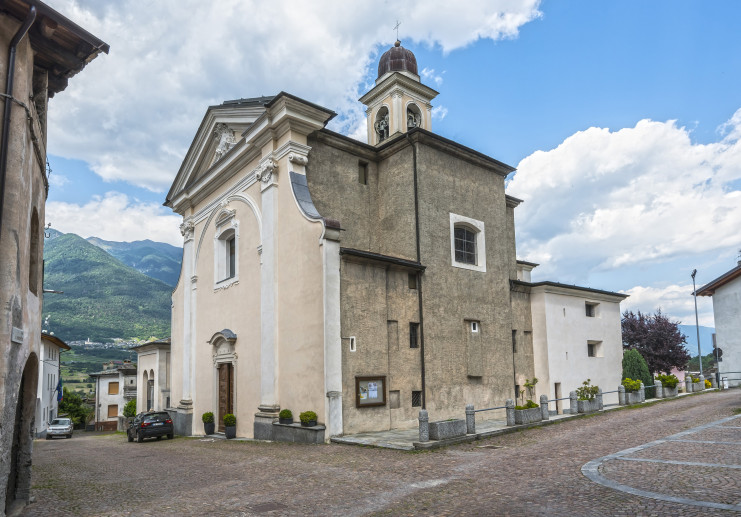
[691,269,703,375]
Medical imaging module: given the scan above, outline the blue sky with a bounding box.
[45,0,741,330]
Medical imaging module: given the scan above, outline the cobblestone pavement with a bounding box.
[22,390,741,516]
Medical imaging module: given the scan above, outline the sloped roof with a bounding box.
[696,263,741,296]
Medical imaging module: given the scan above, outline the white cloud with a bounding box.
[509,109,741,283]
[620,284,715,327]
[45,0,542,192]
[47,174,69,188]
[47,192,182,246]
[431,106,449,120]
[421,67,444,87]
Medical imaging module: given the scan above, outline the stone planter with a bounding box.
[577,398,600,414]
[225,425,236,439]
[429,419,467,440]
[278,417,293,425]
[692,382,703,393]
[514,407,542,425]
[624,391,642,405]
[301,419,317,427]
[204,421,215,435]
[662,386,678,398]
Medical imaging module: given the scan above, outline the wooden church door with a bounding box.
[217,363,234,432]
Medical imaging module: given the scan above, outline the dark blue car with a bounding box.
[127,411,174,442]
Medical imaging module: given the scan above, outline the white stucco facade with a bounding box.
[35,334,69,437]
[529,282,627,409]
[134,339,171,412]
[698,263,741,387]
[90,362,137,430]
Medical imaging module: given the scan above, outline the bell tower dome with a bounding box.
[359,41,439,146]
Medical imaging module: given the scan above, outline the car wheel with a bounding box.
[137,431,143,443]
[45,435,51,440]
[127,431,133,442]
[67,434,72,439]
[167,433,173,440]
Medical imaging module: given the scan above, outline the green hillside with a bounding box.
[87,236,182,287]
[43,233,172,342]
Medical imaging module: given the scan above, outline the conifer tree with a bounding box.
[622,349,654,398]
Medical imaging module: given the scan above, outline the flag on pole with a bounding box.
[56,376,63,403]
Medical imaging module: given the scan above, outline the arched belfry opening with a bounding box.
[5,354,38,514]
[359,40,438,145]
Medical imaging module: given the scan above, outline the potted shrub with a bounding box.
[278,409,293,425]
[622,378,642,404]
[691,376,703,392]
[576,379,600,413]
[656,373,679,398]
[514,378,541,424]
[223,413,236,439]
[299,410,317,427]
[704,378,712,389]
[202,412,215,435]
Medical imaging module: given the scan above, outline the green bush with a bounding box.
[223,413,236,427]
[622,378,642,392]
[704,379,711,388]
[656,373,679,389]
[299,411,317,424]
[515,400,539,410]
[123,399,137,418]
[202,411,214,424]
[622,349,654,398]
[691,376,700,383]
[279,409,292,419]
[576,379,599,401]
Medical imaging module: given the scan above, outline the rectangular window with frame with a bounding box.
[408,272,417,289]
[587,340,603,357]
[107,405,118,418]
[358,162,368,185]
[227,236,236,279]
[585,302,599,317]
[108,381,119,395]
[409,322,419,348]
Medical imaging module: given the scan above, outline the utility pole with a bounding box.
[691,269,703,375]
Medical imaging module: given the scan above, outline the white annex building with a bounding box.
[697,260,741,387]
[35,334,69,437]
[90,361,137,431]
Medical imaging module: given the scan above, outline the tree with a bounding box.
[622,349,654,398]
[621,309,691,374]
[123,399,137,418]
[58,387,93,427]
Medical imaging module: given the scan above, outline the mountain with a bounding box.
[86,236,182,287]
[43,233,172,342]
[678,324,716,356]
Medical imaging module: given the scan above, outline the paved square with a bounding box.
[22,390,741,516]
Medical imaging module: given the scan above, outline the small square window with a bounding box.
[585,302,599,317]
[587,340,602,357]
[409,323,419,348]
[587,343,595,357]
[408,272,417,289]
[470,321,479,333]
[412,390,422,407]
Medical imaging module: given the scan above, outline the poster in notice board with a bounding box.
[355,376,386,407]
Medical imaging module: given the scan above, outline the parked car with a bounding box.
[127,411,174,443]
[46,418,73,439]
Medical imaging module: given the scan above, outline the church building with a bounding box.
[164,42,618,440]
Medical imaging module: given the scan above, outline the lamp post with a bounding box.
[691,269,703,375]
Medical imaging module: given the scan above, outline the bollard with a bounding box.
[655,379,663,399]
[465,404,475,434]
[685,375,692,394]
[540,395,549,421]
[505,399,515,426]
[597,388,603,411]
[699,374,705,390]
[639,381,645,402]
[716,372,721,389]
[418,410,429,442]
[569,391,578,415]
[618,385,625,405]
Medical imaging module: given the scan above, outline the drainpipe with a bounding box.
[407,132,426,409]
[0,6,36,246]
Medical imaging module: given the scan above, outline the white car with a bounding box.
[46,418,73,439]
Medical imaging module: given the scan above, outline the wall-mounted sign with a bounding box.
[355,376,386,407]
[11,327,23,344]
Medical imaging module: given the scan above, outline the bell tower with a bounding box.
[359,41,439,146]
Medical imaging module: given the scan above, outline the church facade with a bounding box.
[165,42,614,440]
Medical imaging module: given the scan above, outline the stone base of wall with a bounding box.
[514,407,542,425]
[429,419,466,440]
[272,422,325,444]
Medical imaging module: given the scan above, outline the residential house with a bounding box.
[0,1,106,513]
[90,361,137,431]
[35,333,69,436]
[697,260,741,387]
[133,338,171,412]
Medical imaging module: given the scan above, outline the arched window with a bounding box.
[214,208,239,287]
[374,106,390,143]
[29,209,40,295]
[449,213,487,272]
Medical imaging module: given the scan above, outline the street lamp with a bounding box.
[691,269,703,375]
